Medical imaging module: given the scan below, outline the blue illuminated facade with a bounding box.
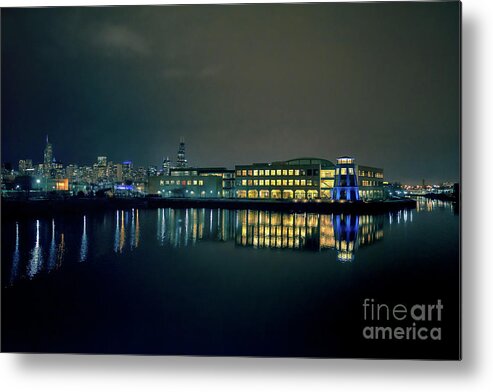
[332,156,360,201]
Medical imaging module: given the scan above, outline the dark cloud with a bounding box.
[1,3,460,184]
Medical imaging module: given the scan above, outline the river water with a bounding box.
[1,198,460,358]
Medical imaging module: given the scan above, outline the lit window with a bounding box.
[259,180,264,185]
[282,180,287,186]
[166,180,170,185]
[288,170,293,176]
[265,179,270,186]
[242,179,247,186]
[248,170,253,176]
[242,170,247,176]
[253,170,258,176]
[301,180,306,186]
[288,180,293,186]
[265,169,270,176]
[259,170,264,176]
[276,170,281,176]
[276,179,281,186]
[295,180,300,186]
[253,180,258,186]
[160,180,164,185]
[282,170,287,176]
[349,168,354,175]
[248,180,253,186]
[341,168,347,175]
[307,180,312,186]
[236,170,241,176]
[199,180,204,186]
[182,180,187,186]
[295,170,300,176]
[193,180,197,185]
[187,180,191,185]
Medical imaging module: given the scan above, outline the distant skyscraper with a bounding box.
[43,135,53,165]
[162,156,171,176]
[43,135,54,177]
[176,138,188,168]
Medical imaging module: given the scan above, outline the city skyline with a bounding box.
[2,3,460,184]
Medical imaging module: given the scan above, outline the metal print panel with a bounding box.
[1,1,461,359]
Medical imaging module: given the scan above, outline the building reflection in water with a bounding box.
[80,215,88,262]
[7,206,422,286]
[9,222,21,286]
[155,208,235,248]
[27,220,44,279]
[234,210,384,262]
[416,197,456,214]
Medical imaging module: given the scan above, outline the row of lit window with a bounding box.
[358,171,384,178]
[160,179,204,186]
[238,179,319,187]
[236,169,322,177]
[360,180,382,187]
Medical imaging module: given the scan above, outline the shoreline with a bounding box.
[1,197,418,219]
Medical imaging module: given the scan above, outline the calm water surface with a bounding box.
[1,198,460,358]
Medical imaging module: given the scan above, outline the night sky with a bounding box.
[1,2,460,184]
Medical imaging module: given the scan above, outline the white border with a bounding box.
[2,0,492,391]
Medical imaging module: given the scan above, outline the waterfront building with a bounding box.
[235,157,384,201]
[234,158,335,200]
[176,138,188,168]
[195,167,235,198]
[357,165,384,200]
[148,167,226,198]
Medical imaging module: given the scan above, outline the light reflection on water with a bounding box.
[3,199,455,286]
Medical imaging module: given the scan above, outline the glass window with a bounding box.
[265,179,270,186]
[307,179,312,186]
[248,170,253,176]
[288,179,293,186]
[276,179,282,186]
[265,169,270,176]
[295,180,300,186]
[236,170,242,176]
[341,168,347,175]
[295,170,300,176]
[259,170,264,176]
[259,179,264,186]
[301,179,306,186]
[282,170,288,176]
[253,180,258,186]
[253,170,258,176]
[276,169,282,176]
[288,170,294,176]
[349,168,354,175]
[282,180,287,186]
[248,180,253,186]
[242,179,247,186]
[187,180,191,185]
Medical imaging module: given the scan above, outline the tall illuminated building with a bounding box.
[176,138,188,168]
[43,135,53,175]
